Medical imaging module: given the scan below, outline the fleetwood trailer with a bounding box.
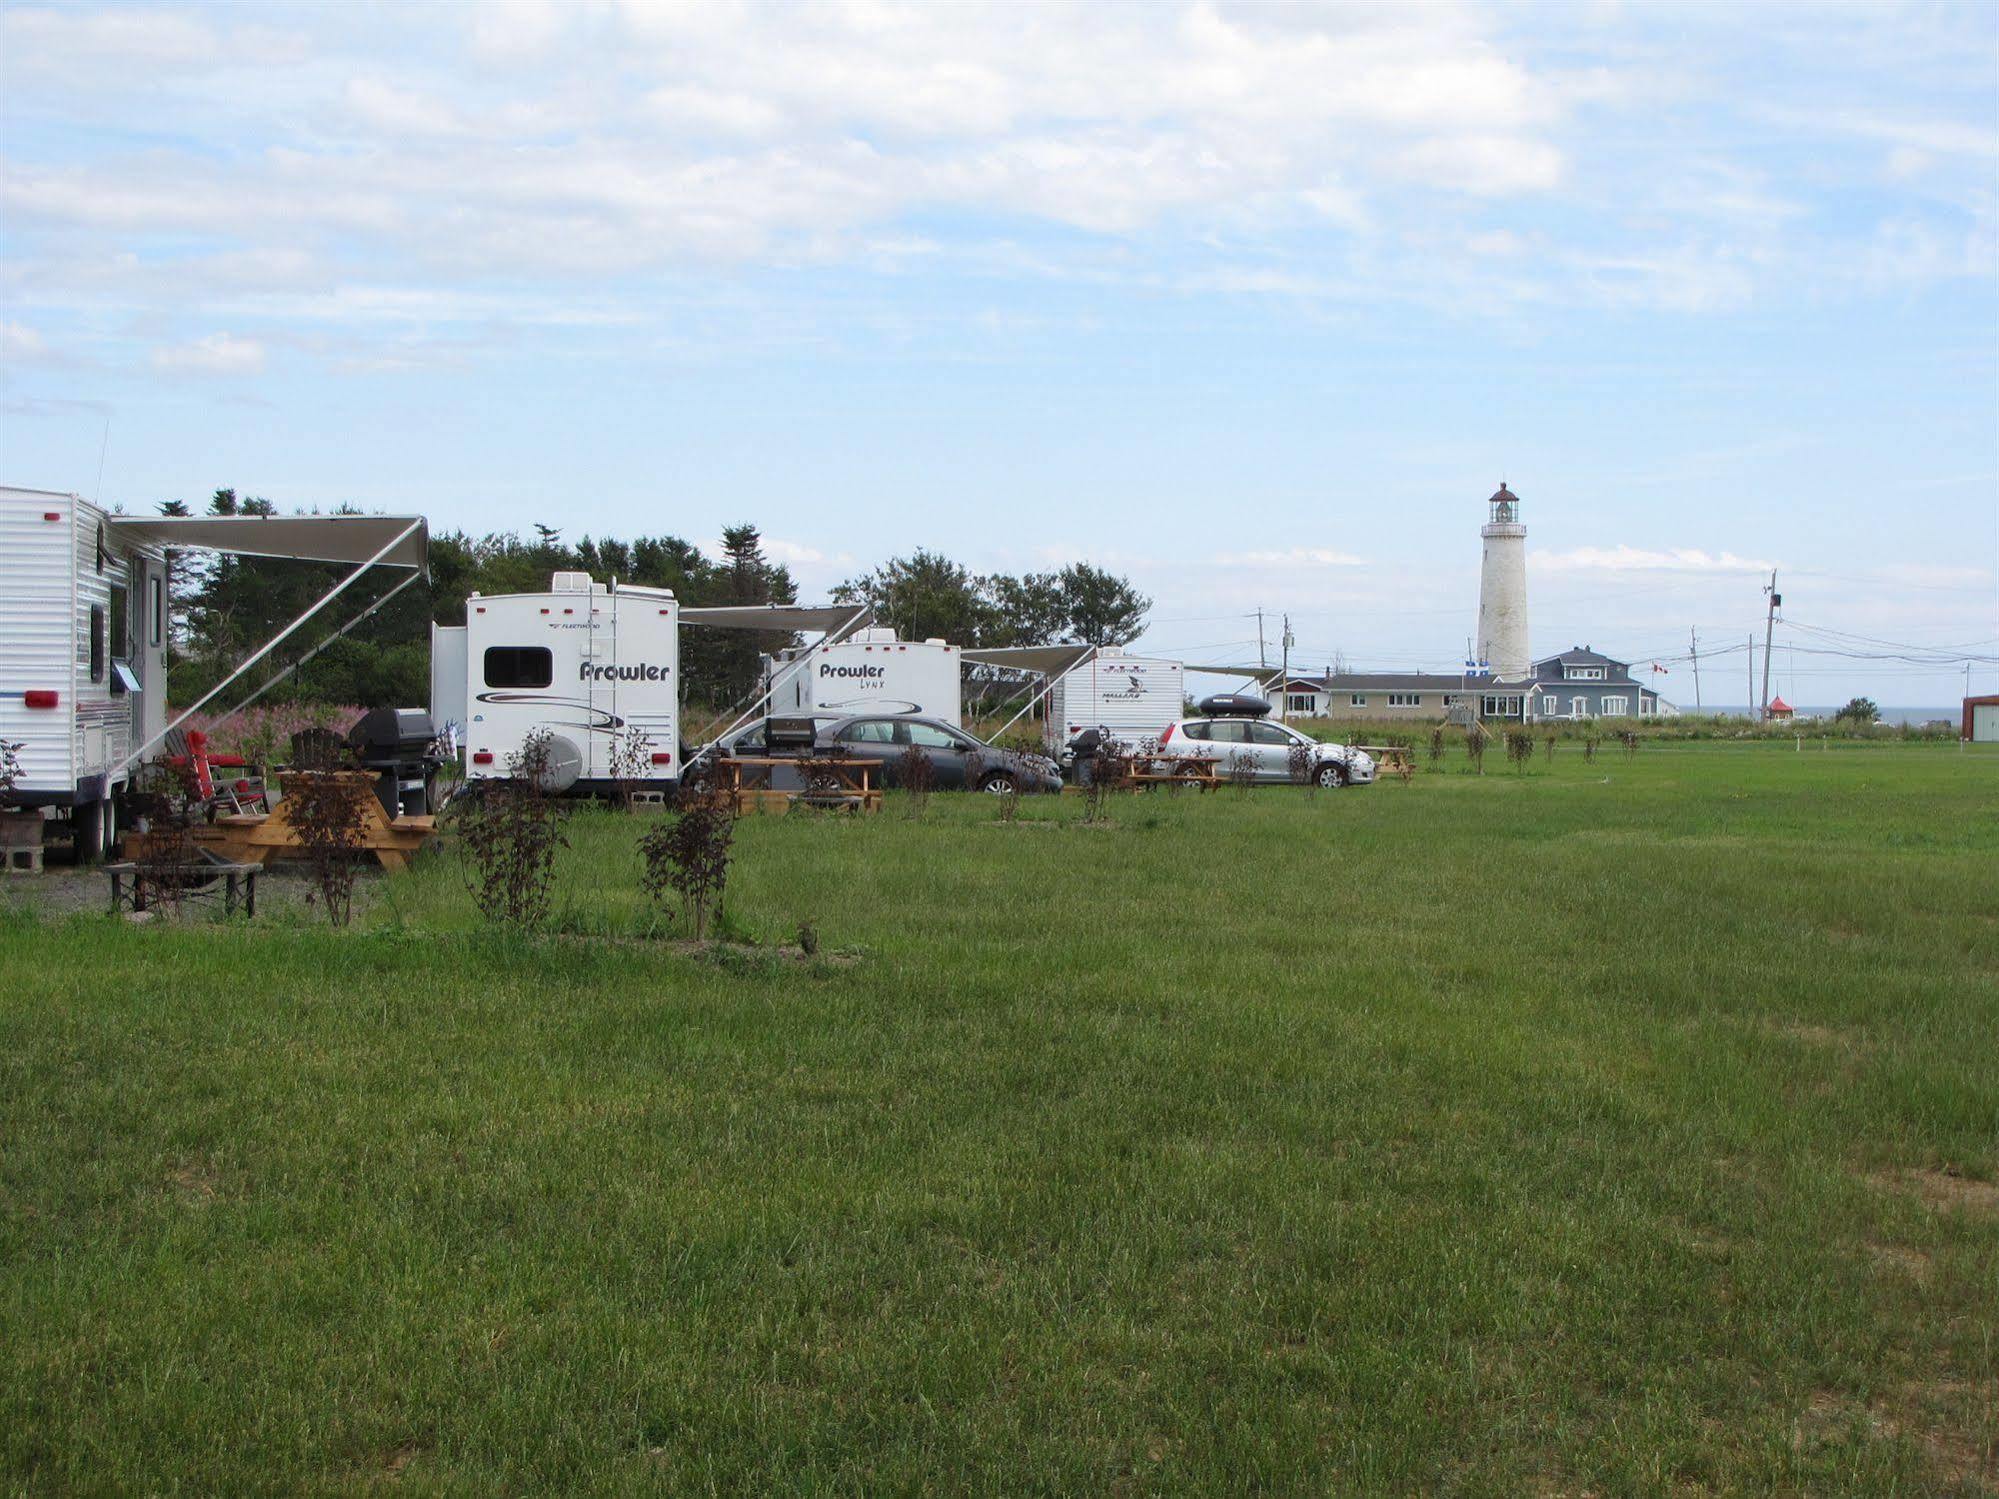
[0,487,427,858]
[763,628,963,724]
[1044,648,1184,752]
[433,572,862,795]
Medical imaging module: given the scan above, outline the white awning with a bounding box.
[1184,662,1280,678]
[106,513,428,570]
[680,603,868,633]
[959,643,1097,677]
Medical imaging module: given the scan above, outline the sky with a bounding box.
[3,0,1995,707]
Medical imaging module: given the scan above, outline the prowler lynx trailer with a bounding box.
[433,573,864,796]
[762,628,963,724]
[0,486,428,859]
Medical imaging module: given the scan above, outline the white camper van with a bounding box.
[1045,648,1184,754]
[434,572,681,795]
[0,487,170,856]
[763,628,963,724]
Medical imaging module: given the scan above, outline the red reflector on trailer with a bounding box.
[650,752,672,765]
[472,751,494,765]
[43,511,62,521]
[24,690,58,708]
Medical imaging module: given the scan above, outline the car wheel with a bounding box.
[1174,760,1209,786]
[979,771,1018,795]
[1315,762,1347,790]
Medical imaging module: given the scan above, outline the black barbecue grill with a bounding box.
[346,708,445,817]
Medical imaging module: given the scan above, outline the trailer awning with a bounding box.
[681,603,868,633]
[106,513,428,570]
[959,644,1097,677]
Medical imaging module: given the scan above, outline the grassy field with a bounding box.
[3,742,1995,1494]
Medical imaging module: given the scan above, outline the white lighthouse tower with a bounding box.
[1476,482,1530,680]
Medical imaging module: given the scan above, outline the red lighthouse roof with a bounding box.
[1767,695,1793,714]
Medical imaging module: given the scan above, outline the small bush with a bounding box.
[130,762,201,912]
[1465,728,1487,775]
[1287,739,1315,796]
[1428,728,1446,766]
[1227,749,1257,796]
[0,739,25,805]
[285,771,370,926]
[1584,734,1600,763]
[450,730,569,930]
[895,745,936,818]
[607,725,655,810]
[639,786,737,940]
[1505,730,1535,773]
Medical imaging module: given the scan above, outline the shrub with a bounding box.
[1465,727,1487,775]
[450,730,569,930]
[285,771,370,926]
[1287,739,1315,797]
[1505,730,1535,773]
[1428,728,1445,766]
[607,724,654,810]
[1081,745,1132,824]
[895,745,936,818]
[1543,734,1557,761]
[129,761,201,912]
[639,786,736,940]
[1584,734,1600,763]
[0,739,23,806]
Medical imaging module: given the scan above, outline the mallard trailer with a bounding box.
[0,487,427,858]
[1044,648,1184,751]
[762,628,963,724]
[433,574,864,795]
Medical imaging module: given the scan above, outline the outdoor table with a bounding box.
[719,755,882,814]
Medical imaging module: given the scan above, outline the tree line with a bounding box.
[159,492,1149,713]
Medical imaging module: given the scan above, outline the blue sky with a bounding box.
[3,0,1994,704]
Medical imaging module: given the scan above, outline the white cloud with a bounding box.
[150,332,266,375]
[0,321,50,362]
[1531,545,1778,574]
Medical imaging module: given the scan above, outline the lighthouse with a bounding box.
[1476,482,1530,680]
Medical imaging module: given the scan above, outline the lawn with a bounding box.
[2,742,1995,1494]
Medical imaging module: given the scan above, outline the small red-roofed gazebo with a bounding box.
[1766,696,1795,720]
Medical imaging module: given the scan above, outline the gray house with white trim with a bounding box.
[1280,647,1672,724]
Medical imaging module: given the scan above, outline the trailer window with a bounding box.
[484,646,553,688]
[108,585,129,661]
[149,576,164,647]
[89,604,106,683]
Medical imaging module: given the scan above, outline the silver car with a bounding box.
[1155,717,1374,788]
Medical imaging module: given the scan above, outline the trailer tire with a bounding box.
[99,795,119,860]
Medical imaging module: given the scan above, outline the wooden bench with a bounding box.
[106,854,260,917]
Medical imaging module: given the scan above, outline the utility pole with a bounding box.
[1690,627,1702,712]
[1278,615,1294,722]
[1256,607,1266,671]
[1759,571,1780,721]
[1748,634,1755,720]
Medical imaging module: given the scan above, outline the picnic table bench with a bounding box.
[1356,743,1416,774]
[106,850,260,917]
[719,756,882,814]
[129,771,437,871]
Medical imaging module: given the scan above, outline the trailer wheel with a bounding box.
[99,796,119,860]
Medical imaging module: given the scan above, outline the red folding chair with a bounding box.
[185,730,269,817]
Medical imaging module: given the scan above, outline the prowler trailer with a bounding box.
[762,627,963,724]
[0,487,428,859]
[433,574,864,796]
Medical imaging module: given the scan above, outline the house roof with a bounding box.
[1287,672,1523,693]
[1768,696,1793,712]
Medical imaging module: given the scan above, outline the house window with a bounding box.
[1349,694,1367,708]
[1565,665,1605,681]
[1440,694,1459,707]
[483,646,553,688]
[1286,694,1317,714]
[1571,696,1589,718]
[1387,693,1421,707]
[1481,694,1522,717]
[1602,696,1629,717]
[1543,695,1558,716]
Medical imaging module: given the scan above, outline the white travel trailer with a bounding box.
[1044,648,1184,751]
[433,573,863,795]
[0,487,169,856]
[763,628,963,724]
[434,572,682,795]
[1,487,427,858]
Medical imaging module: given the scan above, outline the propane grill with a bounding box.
[346,708,444,817]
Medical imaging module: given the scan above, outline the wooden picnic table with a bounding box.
[174,771,436,871]
[1356,743,1415,772]
[719,755,881,814]
[106,851,260,917]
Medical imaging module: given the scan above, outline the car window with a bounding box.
[1205,721,1248,743]
[1179,722,1211,741]
[839,721,898,744]
[907,723,958,749]
[1247,722,1290,745]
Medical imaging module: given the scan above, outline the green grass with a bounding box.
[3,743,1995,1494]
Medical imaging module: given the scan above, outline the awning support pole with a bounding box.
[987,646,1096,744]
[199,568,423,730]
[117,517,424,775]
[697,607,873,748]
